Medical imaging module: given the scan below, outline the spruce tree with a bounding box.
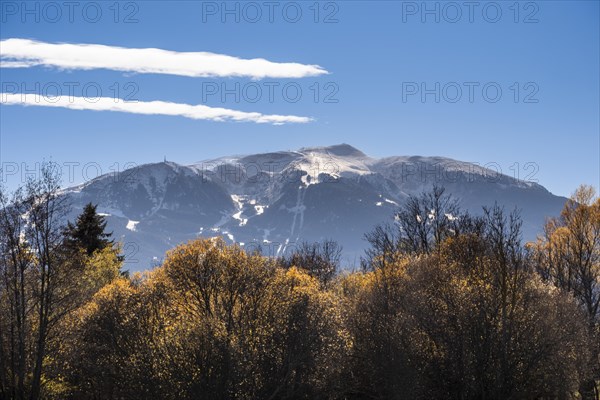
[65,202,114,255]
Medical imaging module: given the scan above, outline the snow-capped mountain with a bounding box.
[63,144,567,270]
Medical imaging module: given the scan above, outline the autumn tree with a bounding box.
[63,238,346,399]
[350,194,592,399]
[532,185,600,399]
[0,184,31,400]
[278,239,342,287]
[363,186,483,271]
[160,238,345,399]
[0,165,123,400]
[0,163,72,400]
[53,275,167,400]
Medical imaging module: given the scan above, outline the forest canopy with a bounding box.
[1,167,598,400]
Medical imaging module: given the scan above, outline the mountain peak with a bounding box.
[299,144,367,158]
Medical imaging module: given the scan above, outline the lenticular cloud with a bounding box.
[0,38,328,79]
[0,93,313,125]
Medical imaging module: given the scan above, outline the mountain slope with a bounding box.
[63,144,567,270]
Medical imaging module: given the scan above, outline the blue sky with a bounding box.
[0,0,598,197]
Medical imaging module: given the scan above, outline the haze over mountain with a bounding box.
[62,144,567,270]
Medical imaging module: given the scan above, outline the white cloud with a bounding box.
[0,93,312,125]
[0,38,328,79]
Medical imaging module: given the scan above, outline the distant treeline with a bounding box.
[0,165,598,400]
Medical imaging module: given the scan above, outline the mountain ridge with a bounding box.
[63,144,565,270]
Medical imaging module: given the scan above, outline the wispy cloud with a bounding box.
[0,38,328,79]
[0,93,312,125]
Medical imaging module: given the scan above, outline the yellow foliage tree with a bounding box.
[533,185,600,398]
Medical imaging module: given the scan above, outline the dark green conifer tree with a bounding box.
[65,202,114,255]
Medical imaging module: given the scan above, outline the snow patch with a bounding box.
[255,205,266,215]
[97,207,126,219]
[223,231,235,242]
[293,150,371,188]
[231,194,248,226]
